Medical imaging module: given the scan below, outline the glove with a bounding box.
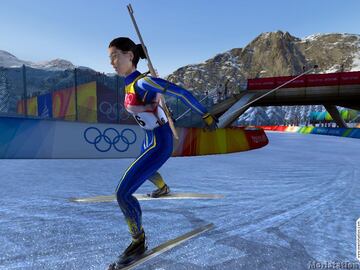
[202,113,218,131]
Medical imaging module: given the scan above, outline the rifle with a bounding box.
[127,4,179,140]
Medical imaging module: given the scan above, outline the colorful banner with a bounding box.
[77,81,97,122]
[16,97,38,116]
[52,86,76,121]
[257,125,360,139]
[172,127,268,156]
[309,110,358,122]
[14,81,131,124]
[16,100,25,115]
[340,110,358,121]
[37,93,53,118]
[243,127,269,149]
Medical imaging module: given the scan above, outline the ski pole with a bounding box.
[127,4,179,140]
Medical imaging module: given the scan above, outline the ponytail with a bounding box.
[135,44,147,60]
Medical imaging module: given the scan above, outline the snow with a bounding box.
[301,33,325,42]
[350,35,360,71]
[300,33,360,43]
[0,132,359,269]
[351,50,360,72]
[258,32,272,40]
[324,64,340,73]
[222,52,241,70]
[31,59,75,71]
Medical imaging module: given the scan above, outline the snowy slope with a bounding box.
[0,132,359,269]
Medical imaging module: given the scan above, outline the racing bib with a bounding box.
[124,74,168,130]
[130,106,168,130]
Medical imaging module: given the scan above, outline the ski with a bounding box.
[69,193,224,203]
[108,223,214,270]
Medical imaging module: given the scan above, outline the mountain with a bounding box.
[0,50,95,71]
[1,50,72,71]
[0,50,32,68]
[166,31,360,125]
[1,31,359,125]
[167,31,360,91]
[31,59,76,71]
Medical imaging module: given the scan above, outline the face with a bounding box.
[108,46,135,76]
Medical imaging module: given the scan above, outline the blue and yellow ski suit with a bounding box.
[115,70,209,239]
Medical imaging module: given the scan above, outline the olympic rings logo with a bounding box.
[83,127,137,152]
[99,101,130,121]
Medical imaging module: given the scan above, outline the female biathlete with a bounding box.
[107,37,218,268]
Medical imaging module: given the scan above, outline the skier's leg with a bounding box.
[115,125,173,241]
[142,130,171,196]
[148,172,171,197]
[148,171,166,189]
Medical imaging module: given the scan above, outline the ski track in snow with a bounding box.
[0,132,359,270]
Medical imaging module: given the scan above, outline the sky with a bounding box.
[1,0,360,76]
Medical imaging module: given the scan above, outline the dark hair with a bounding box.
[108,37,147,67]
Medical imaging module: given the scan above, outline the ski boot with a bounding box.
[108,231,147,269]
[148,184,171,198]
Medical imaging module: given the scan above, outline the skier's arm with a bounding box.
[136,76,208,115]
[136,76,218,131]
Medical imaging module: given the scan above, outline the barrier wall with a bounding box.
[258,125,360,139]
[0,116,268,159]
[172,126,268,157]
[0,116,143,159]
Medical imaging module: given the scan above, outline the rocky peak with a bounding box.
[241,30,306,77]
[295,33,360,73]
[166,31,360,97]
[32,59,76,71]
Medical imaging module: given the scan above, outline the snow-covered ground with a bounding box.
[0,132,359,270]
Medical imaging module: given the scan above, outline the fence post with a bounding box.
[116,75,120,123]
[74,68,78,121]
[176,98,179,119]
[22,65,28,117]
